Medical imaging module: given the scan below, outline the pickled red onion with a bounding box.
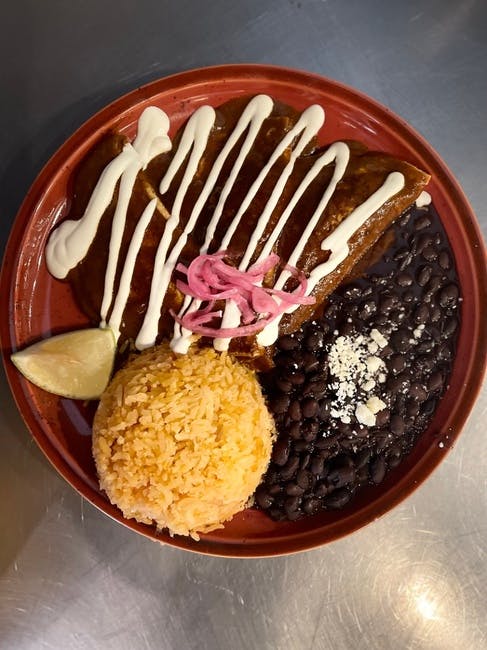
[172,251,315,338]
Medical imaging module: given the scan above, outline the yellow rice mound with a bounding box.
[92,343,275,539]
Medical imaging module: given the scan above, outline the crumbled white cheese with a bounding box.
[361,379,376,392]
[366,396,386,414]
[413,324,425,339]
[370,329,388,348]
[367,341,379,355]
[366,356,382,373]
[355,403,376,427]
[327,329,389,426]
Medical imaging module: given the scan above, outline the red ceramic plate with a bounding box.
[1,65,486,557]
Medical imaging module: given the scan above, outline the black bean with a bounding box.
[279,456,300,480]
[337,421,352,436]
[370,456,386,484]
[439,284,459,307]
[340,322,355,337]
[423,398,437,417]
[380,295,395,314]
[375,430,391,451]
[358,300,377,320]
[284,496,302,519]
[403,290,415,303]
[355,448,372,468]
[438,344,452,361]
[303,497,320,515]
[399,213,411,227]
[406,400,420,417]
[391,330,413,353]
[379,344,394,359]
[299,421,317,442]
[272,436,291,466]
[424,276,443,296]
[390,415,405,436]
[355,425,370,439]
[430,305,441,323]
[396,272,413,287]
[293,440,309,452]
[409,383,427,401]
[443,317,458,338]
[388,447,403,468]
[255,486,274,509]
[399,253,413,270]
[414,233,433,254]
[269,508,286,521]
[303,379,327,398]
[287,422,301,440]
[416,339,434,354]
[422,245,438,262]
[323,488,351,509]
[278,335,299,351]
[286,482,305,496]
[327,456,355,488]
[340,438,357,451]
[356,465,369,483]
[288,399,302,421]
[302,352,320,374]
[373,314,389,328]
[305,331,324,351]
[417,265,432,287]
[315,433,339,449]
[300,453,311,470]
[375,408,390,427]
[315,481,329,497]
[393,247,410,261]
[324,303,340,319]
[386,373,410,395]
[289,371,306,386]
[271,395,290,415]
[275,377,293,393]
[438,250,451,270]
[414,215,431,230]
[388,354,406,375]
[414,304,429,324]
[267,484,282,496]
[428,372,444,393]
[275,353,300,371]
[300,398,318,418]
[311,455,326,477]
[341,283,363,300]
[394,393,407,414]
[296,469,314,490]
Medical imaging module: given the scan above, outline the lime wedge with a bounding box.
[11,328,116,400]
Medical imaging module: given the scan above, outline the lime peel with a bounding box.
[11,328,116,400]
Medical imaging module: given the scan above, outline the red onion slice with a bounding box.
[174,251,315,339]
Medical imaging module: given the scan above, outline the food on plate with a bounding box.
[257,206,460,520]
[47,95,429,366]
[11,92,461,538]
[92,344,274,538]
[10,328,115,399]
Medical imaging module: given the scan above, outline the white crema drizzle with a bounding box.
[45,96,407,353]
[45,106,172,333]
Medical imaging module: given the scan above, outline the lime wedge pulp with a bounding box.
[11,328,116,400]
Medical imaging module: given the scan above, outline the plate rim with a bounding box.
[1,63,486,557]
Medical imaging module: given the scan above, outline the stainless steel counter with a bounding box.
[1,1,486,648]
